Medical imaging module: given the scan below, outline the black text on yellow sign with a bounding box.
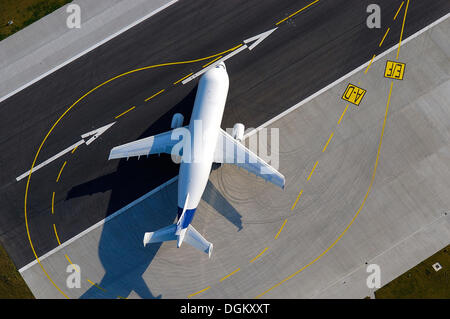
[341,84,367,106]
[384,60,406,80]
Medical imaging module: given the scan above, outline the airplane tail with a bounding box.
[143,224,213,258]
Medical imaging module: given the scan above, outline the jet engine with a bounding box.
[171,113,184,129]
[232,123,245,142]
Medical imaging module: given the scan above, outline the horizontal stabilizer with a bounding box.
[184,225,213,258]
[143,224,213,258]
[143,224,177,246]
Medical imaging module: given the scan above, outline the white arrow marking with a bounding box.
[243,27,278,50]
[16,122,116,182]
[81,122,116,145]
[182,28,278,85]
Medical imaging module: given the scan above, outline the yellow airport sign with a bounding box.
[384,60,406,80]
[341,83,366,106]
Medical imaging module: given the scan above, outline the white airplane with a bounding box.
[108,62,285,258]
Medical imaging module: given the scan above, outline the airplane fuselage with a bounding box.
[177,63,230,228]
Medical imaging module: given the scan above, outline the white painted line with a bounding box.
[182,27,278,84]
[19,175,178,273]
[82,121,116,145]
[18,13,450,273]
[244,28,278,50]
[16,122,116,181]
[244,12,450,139]
[182,45,248,85]
[16,140,84,182]
[0,0,179,104]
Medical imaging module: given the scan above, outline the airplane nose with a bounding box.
[216,61,226,69]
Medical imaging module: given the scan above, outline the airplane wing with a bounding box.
[109,128,184,160]
[214,128,285,189]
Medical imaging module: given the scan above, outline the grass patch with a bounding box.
[375,244,450,299]
[0,242,34,298]
[0,0,73,41]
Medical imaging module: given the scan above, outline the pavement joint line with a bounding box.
[250,247,269,263]
[275,0,320,25]
[145,89,165,102]
[0,0,180,104]
[220,268,241,282]
[115,106,136,119]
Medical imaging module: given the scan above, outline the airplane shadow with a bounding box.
[66,86,242,299]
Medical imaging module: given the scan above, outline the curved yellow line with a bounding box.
[255,81,394,298]
[23,44,242,298]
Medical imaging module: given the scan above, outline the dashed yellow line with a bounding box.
[274,219,287,239]
[53,224,62,246]
[379,28,390,47]
[71,145,79,154]
[256,81,395,299]
[51,192,55,215]
[220,268,241,282]
[291,189,303,211]
[307,160,318,181]
[276,0,320,25]
[396,0,409,59]
[393,1,404,21]
[145,89,165,102]
[64,254,81,273]
[173,73,193,85]
[56,161,67,182]
[24,43,249,300]
[364,54,376,74]
[188,286,211,298]
[322,132,334,153]
[337,104,349,125]
[87,279,107,292]
[202,56,223,68]
[250,247,269,263]
[115,106,136,119]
